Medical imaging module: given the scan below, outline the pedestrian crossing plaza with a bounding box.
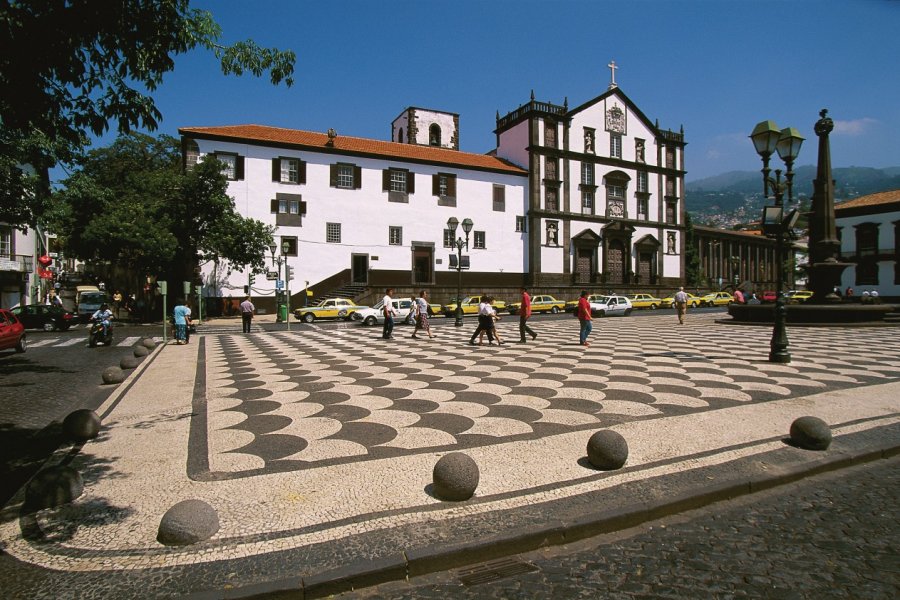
[198,314,900,479]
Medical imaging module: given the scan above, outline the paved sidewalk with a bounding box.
[1,313,899,598]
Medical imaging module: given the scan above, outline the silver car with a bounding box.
[356,298,417,326]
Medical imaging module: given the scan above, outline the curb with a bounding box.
[200,436,900,600]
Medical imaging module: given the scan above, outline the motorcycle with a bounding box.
[88,319,114,347]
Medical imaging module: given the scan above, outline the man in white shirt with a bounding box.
[674,287,689,325]
[382,288,396,339]
[468,295,496,345]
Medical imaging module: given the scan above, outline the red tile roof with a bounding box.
[835,189,900,210]
[178,124,527,175]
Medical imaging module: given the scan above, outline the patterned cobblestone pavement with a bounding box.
[350,455,900,599]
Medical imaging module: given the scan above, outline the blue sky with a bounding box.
[77,0,900,182]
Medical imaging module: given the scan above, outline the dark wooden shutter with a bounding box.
[330,164,338,187]
[236,155,245,180]
[382,169,391,191]
[299,160,306,184]
[432,174,439,196]
[272,158,280,182]
[407,172,415,194]
[448,175,456,197]
[270,199,279,213]
[354,165,362,189]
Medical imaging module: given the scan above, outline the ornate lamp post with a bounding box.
[446,216,473,327]
[750,120,804,363]
[268,240,291,324]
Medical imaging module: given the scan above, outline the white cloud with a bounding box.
[833,118,878,136]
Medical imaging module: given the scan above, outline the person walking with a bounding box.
[112,290,123,319]
[469,294,495,345]
[173,298,191,345]
[734,288,745,304]
[239,295,255,333]
[411,290,434,339]
[382,288,396,340]
[518,286,538,343]
[577,290,592,347]
[674,286,689,325]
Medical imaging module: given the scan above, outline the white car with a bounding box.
[356,298,418,326]
[588,295,633,317]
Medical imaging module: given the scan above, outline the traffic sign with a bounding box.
[266,271,278,280]
[276,280,284,290]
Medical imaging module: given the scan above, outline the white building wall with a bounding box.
[411,110,456,148]
[191,139,526,299]
[495,120,530,169]
[391,113,409,143]
[837,209,900,297]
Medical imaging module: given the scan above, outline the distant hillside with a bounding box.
[686,166,900,227]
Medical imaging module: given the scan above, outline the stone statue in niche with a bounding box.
[636,139,645,163]
[585,130,595,154]
[546,222,558,246]
[667,232,676,254]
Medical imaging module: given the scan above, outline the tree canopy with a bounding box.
[49,132,273,283]
[0,0,295,227]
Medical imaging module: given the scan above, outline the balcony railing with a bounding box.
[0,254,34,272]
[496,100,567,131]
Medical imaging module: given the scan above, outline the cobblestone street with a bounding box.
[355,455,900,599]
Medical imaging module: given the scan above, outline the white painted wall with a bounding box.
[837,209,899,296]
[410,110,457,148]
[191,139,526,298]
[391,113,409,143]
[495,120,530,170]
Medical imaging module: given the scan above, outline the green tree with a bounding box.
[0,0,295,227]
[683,212,702,288]
[50,133,273,285]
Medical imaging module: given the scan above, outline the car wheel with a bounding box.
[350,311,362,321]
[337,309,348,319]
[691,301,699,308]
[15,335,26,353]
[596,310,606,318]
[550,306,559,314]
[650,304,657,310]
[624,309,633,316]
[364,316,377,326]
[43,322,56,332]
[302,313,315,323]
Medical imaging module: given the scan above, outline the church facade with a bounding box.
[180,79,688,307]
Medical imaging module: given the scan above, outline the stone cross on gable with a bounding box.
[608,60,618,89]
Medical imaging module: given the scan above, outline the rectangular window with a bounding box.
[582,191,594,212]
[608,185,624,199]
[515,216,526,233]
[473,231,486,249]
[545,158,558,181]
[0,226,11,256]
[665,201,677,224]
[443,228,454,248]
[326,223,341,244]
[281,236,298,256]
[666,177,676,196]
[215,152,243,180]
[338,165,353,188]
[493,185,505,212]
[390,170,406,192]
[282,159,298,183]
[389,226,402,246]
[666,147,676,169]
[433,173,457,200]
[638,197,649,221]
[637,171,648,193]
[581,162,594,186]
[610,134,622,159]
[545,187,559,211]
[544,121,557,148]
[278,198,300,214]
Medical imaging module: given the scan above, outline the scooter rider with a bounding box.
[92,303,114,336]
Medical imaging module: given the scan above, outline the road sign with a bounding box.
[276,280,284,290]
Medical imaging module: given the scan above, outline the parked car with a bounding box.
[442,295,507,317]
[588,295,633,317]
[660,292,702,309]
[700,291,734,307]
[10,304,76,331]
[507,294,566,315]
[75,287,108,322]
[356,298,418,326]
[760,290,778,303]
[786,290,814,304]
[628,293,662,310]
[293,298,365,323]
[565,294,608,313]
[0,309,26,353]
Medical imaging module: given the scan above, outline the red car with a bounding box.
[761,290,778,303]
[0,308,27,353]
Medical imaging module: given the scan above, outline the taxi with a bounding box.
[786,290,814,304]
[293,298,364,323]
[507,294,566,315]
[628,293,662,310]
[442,295,507,317]
[564,294,608,313]
[660,292,702,309]
[700,291,734,307]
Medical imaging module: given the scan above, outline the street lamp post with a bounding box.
[446,216,473,327]
[750,120,804,364]
[268,241,291,324]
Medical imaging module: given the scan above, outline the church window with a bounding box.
[606,181,626,218]
[389,226,402,246]
[665,176,676,197]
[493,185,505,212]
[610,134,622,159]
[544,121,557,148]
[515,216,527,233]
[581,162,594,186]
[183,139,199,170]
[637,197,649,221]
[582,191,594,213]
[637,171,648,193]
[665,200,677,224]
[545,158,558,181]
[546,221,559,246]
[398,127,404,143]
[666,146,676,169]
[429,124,441,146]
[473,231,486,249]
[326,223,342,244]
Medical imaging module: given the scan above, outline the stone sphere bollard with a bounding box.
[432,452,479,501]
[120,355,141,370]
[141,338,157,350]
[157,499,220,546]
[587,430,629,470]
[25,466,84,510]
[101,366,126,385]
[790,416,832,451]
[62,409,101,442]
[133,345,149,358]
